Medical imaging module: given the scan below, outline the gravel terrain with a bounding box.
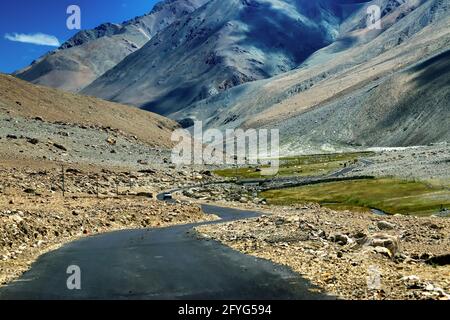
[0,114,172,169]
[196,203,450,300]
[353,144,450,182]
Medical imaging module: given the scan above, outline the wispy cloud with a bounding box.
[4,32,60,47]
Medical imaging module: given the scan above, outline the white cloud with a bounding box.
[4,32,60,47]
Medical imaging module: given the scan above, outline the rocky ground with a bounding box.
[196,203,450,300]
[182,183,263,204]
[0,114,172,169]
[182,144,450,300]
[355,144,450,183]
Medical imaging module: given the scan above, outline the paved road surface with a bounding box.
[0,204,331,300]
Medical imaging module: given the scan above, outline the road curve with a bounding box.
[0,203,332,300]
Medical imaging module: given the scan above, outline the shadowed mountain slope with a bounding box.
[82,0,350,114]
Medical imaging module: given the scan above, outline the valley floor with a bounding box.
[188,145,450,300]
[0,111,448,300]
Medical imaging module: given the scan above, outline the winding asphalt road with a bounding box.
[0,203,331,300]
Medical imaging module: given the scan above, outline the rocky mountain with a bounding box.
[14,0,209,92]
[12,0,450,153]
[167,0,450,152]
[82,0,351,114]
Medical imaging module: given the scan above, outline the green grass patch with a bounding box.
[261,178,450,216]
[214,151,374,179]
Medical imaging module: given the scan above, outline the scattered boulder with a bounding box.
[377,221,396,230]
[401,275,422,289]
[275,218,287,226]
[330,233,351,246]
[364,233,400,258]
[6,134,18,139]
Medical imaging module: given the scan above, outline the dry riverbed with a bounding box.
[196,203,450,300]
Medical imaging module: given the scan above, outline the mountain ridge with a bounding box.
[82,0,351,114]
[14,0,209,93]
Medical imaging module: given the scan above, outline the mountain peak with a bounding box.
[15,0,209,92]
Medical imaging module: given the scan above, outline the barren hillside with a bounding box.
[173,0,450,152]
[0,74,178,148]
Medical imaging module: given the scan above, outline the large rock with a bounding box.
[377,221,396,230]
[364,233,400,258]
[330,233,352,246]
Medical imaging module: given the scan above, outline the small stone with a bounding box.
[331,233,351,246]
[373,246,393,258]
[239,197,248,203]
[9,214,24,224]
[27,138,39,145]
[425,284,435,291]
[23,188,36,194]
[106,137,117,145]
[53,143,67,151]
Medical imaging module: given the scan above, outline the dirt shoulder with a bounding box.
[196,202,450,300]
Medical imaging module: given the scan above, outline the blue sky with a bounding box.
[0,0,158,73]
